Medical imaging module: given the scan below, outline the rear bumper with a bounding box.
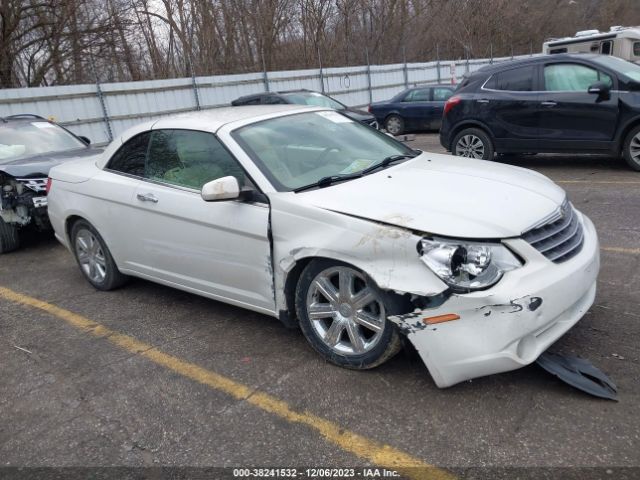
[389,213,600,388]
[439,130,450,151]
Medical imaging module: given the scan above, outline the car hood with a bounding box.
[0,147,102,177]
[342,108,375,122]
[297,152,566,238]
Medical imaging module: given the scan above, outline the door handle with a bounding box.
[136,193,158,203]
[476,99,490,104]
[541,101,557,107]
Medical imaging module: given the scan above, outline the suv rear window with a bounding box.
[484,66,534,91]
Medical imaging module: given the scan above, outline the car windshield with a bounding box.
[233,111,415,192]
[0,121,85,164]
[281,92,345,110]
[592,55,640,81]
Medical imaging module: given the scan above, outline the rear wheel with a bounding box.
[384,115,405,136]
[0,217,20,254]
[622,125,640,171]
[295,259,406,370]
[452,128,494,160]
[70,220,128,290]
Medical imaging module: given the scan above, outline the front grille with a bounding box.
[16,178,47,193]
[523,200,584,263]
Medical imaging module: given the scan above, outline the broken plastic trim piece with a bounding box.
[422,313,460,325]
[536,352,618,401]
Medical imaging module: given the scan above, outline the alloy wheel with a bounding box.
[305,266,386,356]
[75,229,107,283]
[455,134,486,159]
[630,132,640,163]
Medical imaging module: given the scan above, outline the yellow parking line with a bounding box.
[601,246,640,255]
[0,286,453,480]
[556,180,640,185]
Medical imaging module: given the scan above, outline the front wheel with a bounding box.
[295,259,405,369]
[622,125,640,171]
[452,128,494,160]
[0,217,20,254]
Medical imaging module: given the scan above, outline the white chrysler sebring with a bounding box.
[47,105,600,388]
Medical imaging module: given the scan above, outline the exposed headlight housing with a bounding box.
[419,237,522,292]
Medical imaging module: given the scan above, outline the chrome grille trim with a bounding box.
[523,201,585,263]
[16,177,48,193]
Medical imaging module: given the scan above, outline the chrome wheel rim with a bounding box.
[306,266,386,356]
[455,134,485,159]
[75,229,107,283]
[385,117,402,135]
[630,133,640,163]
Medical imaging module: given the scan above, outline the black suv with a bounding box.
[231,89,379,128]
[0,114,99,253]
[440,54,640,170]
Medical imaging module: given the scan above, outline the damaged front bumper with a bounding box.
[389,214,600,388]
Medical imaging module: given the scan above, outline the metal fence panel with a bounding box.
[0,55,532,145]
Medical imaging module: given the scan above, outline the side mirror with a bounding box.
[78,136,91,145]
[588,81,611,97]
[201,176,240,202]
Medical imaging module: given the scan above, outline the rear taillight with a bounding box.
[45,178,52,194]
[367,105,372,113]
[443,95,462,115]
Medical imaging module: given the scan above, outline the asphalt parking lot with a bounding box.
[1,133,639,479]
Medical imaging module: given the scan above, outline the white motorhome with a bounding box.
[543,26,640,63]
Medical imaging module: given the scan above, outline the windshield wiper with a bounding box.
[293,172,363,193]
[360,152,419,175]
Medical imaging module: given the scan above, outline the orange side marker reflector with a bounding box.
[423,313,460,325]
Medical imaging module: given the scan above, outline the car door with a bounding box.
[93,131,149,266]
[430,87,454,129]
[128,128,275,313]
[537,62,618,148]
[398,88,434,130]
[477,64,540,151]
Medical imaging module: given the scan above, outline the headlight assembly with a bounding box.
[419,237,522,292]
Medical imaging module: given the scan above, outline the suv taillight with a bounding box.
[367,105,372,113]
[45,178,52,193]
[443,95,462,115]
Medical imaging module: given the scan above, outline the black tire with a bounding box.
[451,127,494,160]
[384,115,405,136]
[295,259,407,370]
[622,125,640,171]
[70,219,128,291]
[0,217,20,254]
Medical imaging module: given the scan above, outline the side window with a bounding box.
[544,64,613,91]
[241,97,262,105]
[106,132,151,176]
[403,89,430,102]
[601,41,612,55]
[145,130,245,190]
[634,42,640,57]
[485,66,534,91]
[263,95,287,105]
[433,88,453,101]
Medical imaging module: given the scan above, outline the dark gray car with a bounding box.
[231,90,379,129]
[0,115,100,253]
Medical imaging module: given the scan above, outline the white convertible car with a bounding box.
[47,105,600,388]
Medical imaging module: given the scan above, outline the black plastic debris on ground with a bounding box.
[536,352,618,401]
